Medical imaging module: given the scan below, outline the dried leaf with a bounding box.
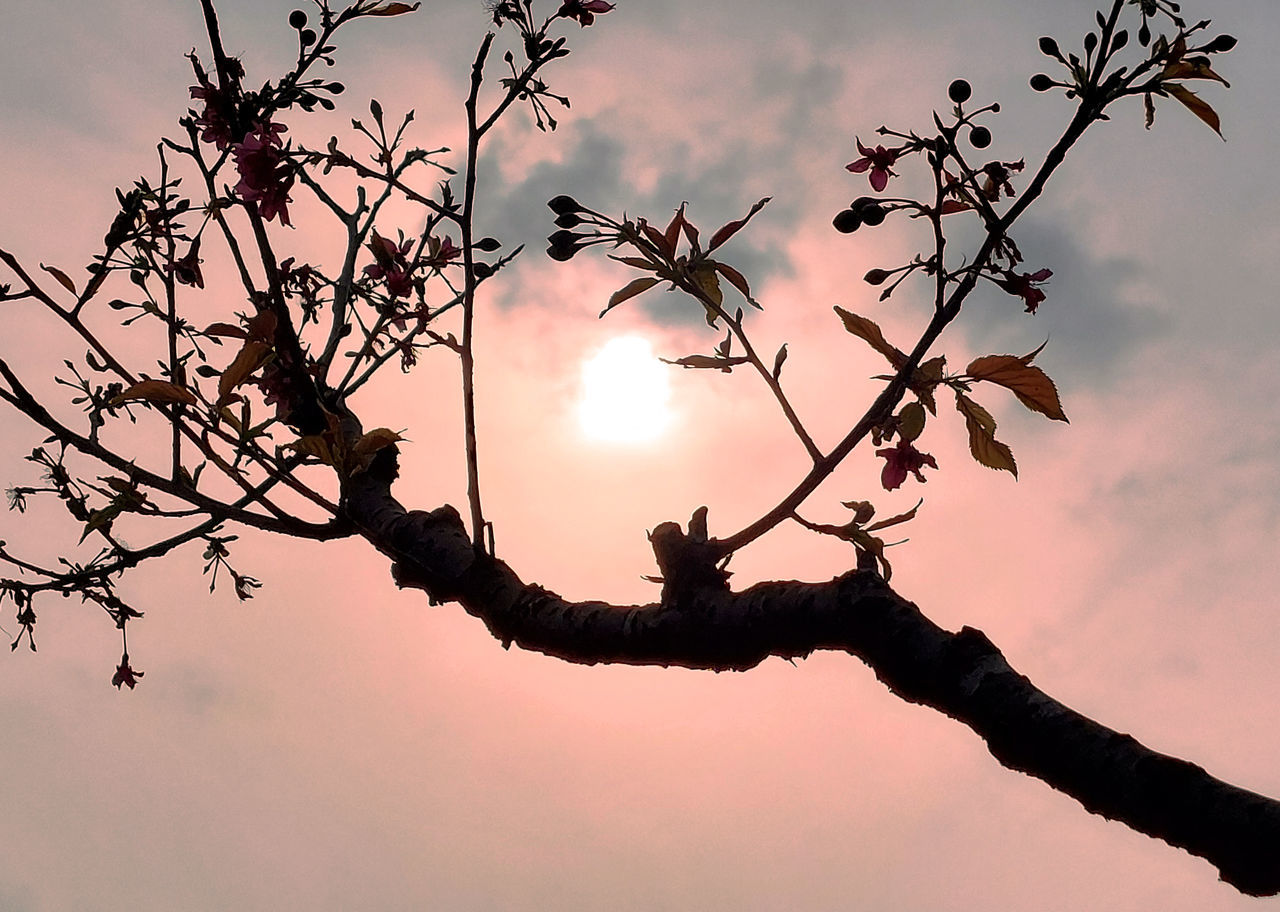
[713,261,760,308]
[360,1,421,15]
[110,379,198,407]
[217,341,272,405]
[691,265,723,325]
[966,353,1068,422]
[660,354,751,372]
[955,393,1017,477]
[833,306,907,369]
[707,197,771,251]
[864,498,923,533]
[40,263,77,295]
[599,277,660,317]
[1165,83,1224,139]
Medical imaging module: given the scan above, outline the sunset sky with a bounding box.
[2,1,1279,909]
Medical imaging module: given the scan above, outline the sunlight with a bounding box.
[578,336,672,443]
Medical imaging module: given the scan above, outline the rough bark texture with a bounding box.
[344,452,1280,896]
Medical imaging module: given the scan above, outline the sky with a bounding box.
[1,1,1279,909]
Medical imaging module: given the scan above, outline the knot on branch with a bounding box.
[647,506,730,606]
[389,504,476,604]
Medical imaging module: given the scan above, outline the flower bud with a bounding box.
[1204,34,1238,53]
[864,268,891,286]
[1112,29,1128,51]
[300,29,317,46]
[1038,36,1062,59]
[948,79,972,104]
[554,212,583,229]
[289,9,308,28]
[547,194,581,215]
[475,237,502,252]
[1030,74,1054,92]
[968,126,992,149]
[859,203,886,226]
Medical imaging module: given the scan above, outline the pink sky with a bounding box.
[2,1,1279,909]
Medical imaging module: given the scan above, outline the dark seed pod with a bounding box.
[969,126,992,149]
[832,209,861,234]
[859,203,886,227]
[289,9,308,29]
[1030,74,1054,92]
[300,29,317,46]
[948,79,972,104]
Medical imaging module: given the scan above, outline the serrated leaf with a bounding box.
[599,276,659,317]
[833,306,907,369]
[40,263,77,295]
[1165,83,1224,139]
[966,354,1068,422]
[110,379,198,407]
[955,393,1018,477]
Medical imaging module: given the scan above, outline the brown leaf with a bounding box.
[966,353,1068,422]
[1163,59,1230,87]
[660,354,750,372]
[361,1,421,15]
[955,393,1017,477]
[600,277,660,317]
[110,379,198,407]
[1165,83,1224,139]
[349,427,405,476]
[203,322,249,340]
[217,341,272,405]
[608,255,657,270]
[833,306,907,369]
[713,261,760,308]
[707,197,771,251]
[691,265,723,324]
[864,498,923,533]
[40,263,77,295]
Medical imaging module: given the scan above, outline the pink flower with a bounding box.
[876,440,938,491]
[557,0,615,26]
[846,139,902,192]
[994,267,1052,313]
[364,231,417,299]
[112,654,144,690]
[168,237,204,289]
[232,123,295,226]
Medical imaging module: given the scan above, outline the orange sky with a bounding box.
[2,1,1279,909]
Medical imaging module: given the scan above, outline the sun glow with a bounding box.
[578,336,672,443]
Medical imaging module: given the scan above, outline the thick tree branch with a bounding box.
[343,452,1280,897]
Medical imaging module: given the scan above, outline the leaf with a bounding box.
[217,341,272,405]
[865,498,923,533]
[608,255,657,270]
[40,263,77,295]
[204,322,249,340]
[897,401,926,442]
[349,427,405,475]
[713,261,760,309]
[848,528,893,580]
[966,353,1068,422]
[660,354,751,372]
[79,502,124,544]
[599,277,660,317]
[707,197,771,251]
[1163,59,1230,87]
[955,393,1017,477]
[1165,83,1224,139]
[771,343,788,380]
[360,1,420,15]
[910,356,946,415]
[1144,92,1156,130]
[833,306,907,369]
[691,265,723,325]
[110,379,197,407]
[840,500,877,524]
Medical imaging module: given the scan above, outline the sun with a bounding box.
[578,336,672,443]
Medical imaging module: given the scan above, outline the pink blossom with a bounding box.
[876,440,938,491]
[557,0,615,27]
[232,123,295,226]
[846,139,902,192]
[994,267,1053,313]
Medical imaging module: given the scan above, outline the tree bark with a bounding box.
[344,452,1280,896]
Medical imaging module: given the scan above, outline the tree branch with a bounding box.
[342,451,1280,897]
